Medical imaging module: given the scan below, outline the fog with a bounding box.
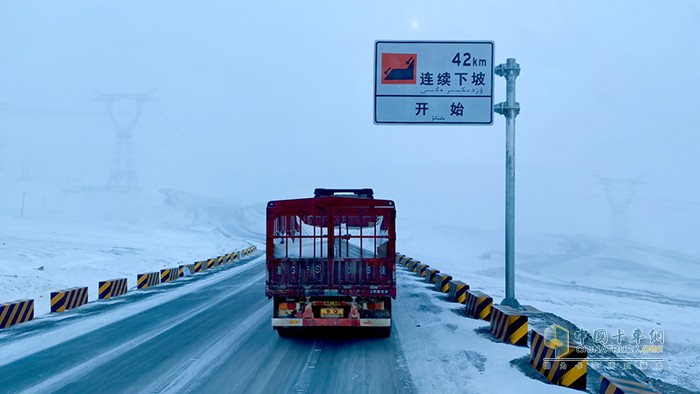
[1,1,699,254]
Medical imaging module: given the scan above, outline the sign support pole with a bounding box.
[494,58,521,308]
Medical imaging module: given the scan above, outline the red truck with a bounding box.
[266,188,396,337]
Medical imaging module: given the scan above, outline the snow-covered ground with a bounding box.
[0,188,258,316]
[1,189,697,392]
[398,217,700,393]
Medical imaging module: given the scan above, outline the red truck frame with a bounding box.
[266,189,396,337]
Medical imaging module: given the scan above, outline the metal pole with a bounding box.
[494,58,521,308]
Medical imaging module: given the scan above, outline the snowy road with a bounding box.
[0,255,415,394]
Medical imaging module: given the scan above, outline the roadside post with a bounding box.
[494,59,521,308]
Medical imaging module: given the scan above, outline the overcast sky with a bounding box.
[1,1,699,253]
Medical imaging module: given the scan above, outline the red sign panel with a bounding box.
[381,53,417,84]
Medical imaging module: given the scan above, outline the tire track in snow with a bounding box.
[293,342,322,394]
[19,272,265,394]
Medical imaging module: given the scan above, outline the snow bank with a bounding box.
[0,188,258,316]
[397,216,700,393]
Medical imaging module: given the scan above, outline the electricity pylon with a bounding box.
[596,177,641,239]
[95,91,154,193]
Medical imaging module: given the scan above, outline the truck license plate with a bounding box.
[321,308,344,318]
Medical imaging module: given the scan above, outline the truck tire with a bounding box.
[277,327,293,338]
[376,326,391,338]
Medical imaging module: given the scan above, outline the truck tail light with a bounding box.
[287,302,297,311]
[279,303,288,311]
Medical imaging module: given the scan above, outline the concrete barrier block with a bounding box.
[447,280,469,304]
[434,273,452,293]
[465,290,492,321]
[137,272,160,289]
[424,268,440,284]
[161,268,179,283]
[98,278,128,300]
[530,329,587,390]
[490,304,528,346]
[0,299,34,329]
[598,373,659,393]
[51,287,88,312]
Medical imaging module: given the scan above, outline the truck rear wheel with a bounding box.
[276,327,294,338]
[376,326,391,338]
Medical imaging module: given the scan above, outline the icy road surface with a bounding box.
[0,254,573,393]
[0,255,415,393]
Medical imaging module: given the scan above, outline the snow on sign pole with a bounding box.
[374,41,494,124]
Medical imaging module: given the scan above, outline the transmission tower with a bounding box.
[596,177,641,239]
[95,91,153,192]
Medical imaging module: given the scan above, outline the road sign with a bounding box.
[374,41,494,125]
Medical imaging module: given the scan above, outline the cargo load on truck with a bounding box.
[266,188,396,337]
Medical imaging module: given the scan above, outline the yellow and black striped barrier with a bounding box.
[233,251,239,260]
[530,329,587,390]
[98,278,128,300]
[465,290,492,321]
[160,267,179,283]
[403,258,412,268]
[599,373,659,394]
[206,258,216,270]
[217,256,224,266]
[490,305,528,346]
[193,261,206,273]
[417,264,430,278]
[411,261,422,273]
[225,253,232,263]
[51,287,88,313]
[178,263,196,277]
[424,268,440,284]
[447,280,469,304]
[396,254,405,264]
[409,260,420,272]
[137,272,160,289]
[434,273,452,293]
[0,299,34,329]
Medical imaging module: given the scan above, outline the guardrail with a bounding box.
[397,251,597,392]
[0,245,259,330]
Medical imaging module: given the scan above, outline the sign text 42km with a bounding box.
[374,41,494,125]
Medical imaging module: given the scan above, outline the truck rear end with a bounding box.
[266,189,396,337]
